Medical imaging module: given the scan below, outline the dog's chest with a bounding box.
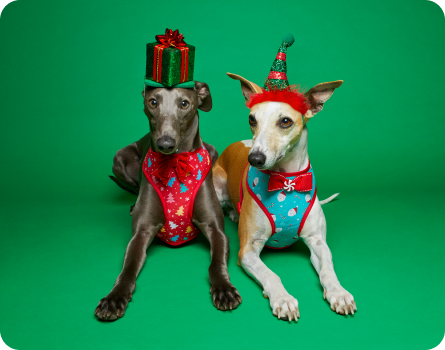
[142,145,211,246]
[246,166,317,249]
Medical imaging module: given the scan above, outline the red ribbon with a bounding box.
[151,152,195,186]
[268,173,312,192]
[179,46,189,83]
[153,28,189,84]
[155,29,187,48]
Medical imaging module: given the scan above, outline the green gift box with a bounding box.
[145,29,195,88]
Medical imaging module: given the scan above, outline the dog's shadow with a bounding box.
[109,189,137,207]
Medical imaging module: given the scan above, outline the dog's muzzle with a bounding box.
[156,136,176,154]
[248,151,267,168]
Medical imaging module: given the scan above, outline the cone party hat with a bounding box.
[264,34,295,91]
[246,34,309,116]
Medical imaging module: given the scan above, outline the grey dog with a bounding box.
[95,82,242,321]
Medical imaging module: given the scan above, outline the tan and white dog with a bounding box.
[212,73,356,321]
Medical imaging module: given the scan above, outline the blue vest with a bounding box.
[245,164,317,249]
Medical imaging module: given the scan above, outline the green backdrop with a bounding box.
[1,0,444,349]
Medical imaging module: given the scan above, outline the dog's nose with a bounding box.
[248,152,267,168]
[157,136,176,153]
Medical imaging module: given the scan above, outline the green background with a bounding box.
[1,0,444,349]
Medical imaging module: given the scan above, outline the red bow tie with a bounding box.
[152,152,194,186]
[268,172,313,192]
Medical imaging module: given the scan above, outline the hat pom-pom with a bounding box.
[282,34,294,47]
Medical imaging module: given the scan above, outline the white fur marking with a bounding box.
[241,139,253,147]
[264,102,282,116]
[300,198,356,314]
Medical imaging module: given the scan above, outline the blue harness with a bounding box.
[245,163,317,249]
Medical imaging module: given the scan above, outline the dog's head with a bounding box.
[142,81,212,154]
[228,73,342,169]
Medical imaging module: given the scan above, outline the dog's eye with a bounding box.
[280,118,293,128]
[148,99,157,108]
[180,100,190,109]
[249,115,257,126]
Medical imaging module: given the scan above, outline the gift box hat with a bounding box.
[145,29,195,89]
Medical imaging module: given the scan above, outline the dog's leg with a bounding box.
[192,174,242,310]
[110,142,142,194]
[300,198,357,315]
[238,195,300,321]
[110,133,153,195]
[212,160,239,222]
[203,142,219,167]
[95,178,164,320]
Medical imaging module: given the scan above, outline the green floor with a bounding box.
[1,0,444,349]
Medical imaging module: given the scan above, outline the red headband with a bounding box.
[246,87,310,115]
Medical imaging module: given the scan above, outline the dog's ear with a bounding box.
[194,81,212,112]
[227,73,262,102]
[304,80,343,123]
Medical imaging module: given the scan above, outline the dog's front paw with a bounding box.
[268,292,300,321]
[95,289,133,321]
[324,286,356,315]
[210,283,242,311]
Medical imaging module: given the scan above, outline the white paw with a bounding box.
[265,291,300,321]
[324,286,357,315]
[228,210,239,223]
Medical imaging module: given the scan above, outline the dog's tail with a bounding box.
[319,193,339,205]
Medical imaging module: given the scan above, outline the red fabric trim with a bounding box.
[267,71,287,80]
[156,234,198,246]
[297,186,317,235]
[237,162,250,214]
[180,48,185,83]
[260,160,311,177]
[158,46,164,82]
[246,87,309,115]
[276,52,286,60]
[246,167,276,234]
[184,47,189,81]
[143,153,168,221]
[153,45,164,83]
[153,46,158,81]
[187,147,211,219]
[179,47,189,83]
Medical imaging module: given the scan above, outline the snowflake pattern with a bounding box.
[142,145,211,246]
